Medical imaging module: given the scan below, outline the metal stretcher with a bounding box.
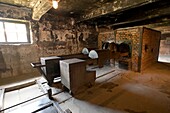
[31,56,61,86]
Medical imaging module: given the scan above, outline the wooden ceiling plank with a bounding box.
[32,0,52,20]
[80,0,162,22]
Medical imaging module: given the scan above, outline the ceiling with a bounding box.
[0,0,115,20]
[0,0,170,29]
[0,0,37,8]
[77,0,170,29]
[0,0,52,20]
[48,0,114,16]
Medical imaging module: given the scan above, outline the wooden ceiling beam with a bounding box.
[79,0,162,23]
[32,0,52,20]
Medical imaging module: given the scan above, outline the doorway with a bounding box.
[158,34,170,63]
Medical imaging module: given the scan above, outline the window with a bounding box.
[0,20,31,44]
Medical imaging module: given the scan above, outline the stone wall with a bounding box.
[32,14,98,56]
[0,4,98,85]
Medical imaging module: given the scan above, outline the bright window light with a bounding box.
[0,22,5,42]
[0,20,31,44]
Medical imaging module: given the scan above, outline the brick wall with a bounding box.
[98,30,115,49]
[116,27,141,72]
[141,27,161,71]
[98,27,160,72]
[98,27,141,72]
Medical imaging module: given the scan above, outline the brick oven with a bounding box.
[98,27,161,72]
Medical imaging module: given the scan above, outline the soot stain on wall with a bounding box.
[0,51,7,73]
[34,13,98,52]
[0,4,98,81]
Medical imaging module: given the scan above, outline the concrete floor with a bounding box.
[59,63,170,113]
[1,62,170,113]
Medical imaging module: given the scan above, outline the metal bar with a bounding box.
[58,96,73,105]
[5,80,36,92]
[30,62,46,68]
[36,80,52,99]
[52,101,65,113]
[30,62,47,80]
[96,70,115,79]
[64,109,72,113]
[31,102,53,113]
[32,101,72,113]
[0,88,5,112]
[0,93,47,112]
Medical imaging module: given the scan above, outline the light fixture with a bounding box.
[52,0,60,9]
